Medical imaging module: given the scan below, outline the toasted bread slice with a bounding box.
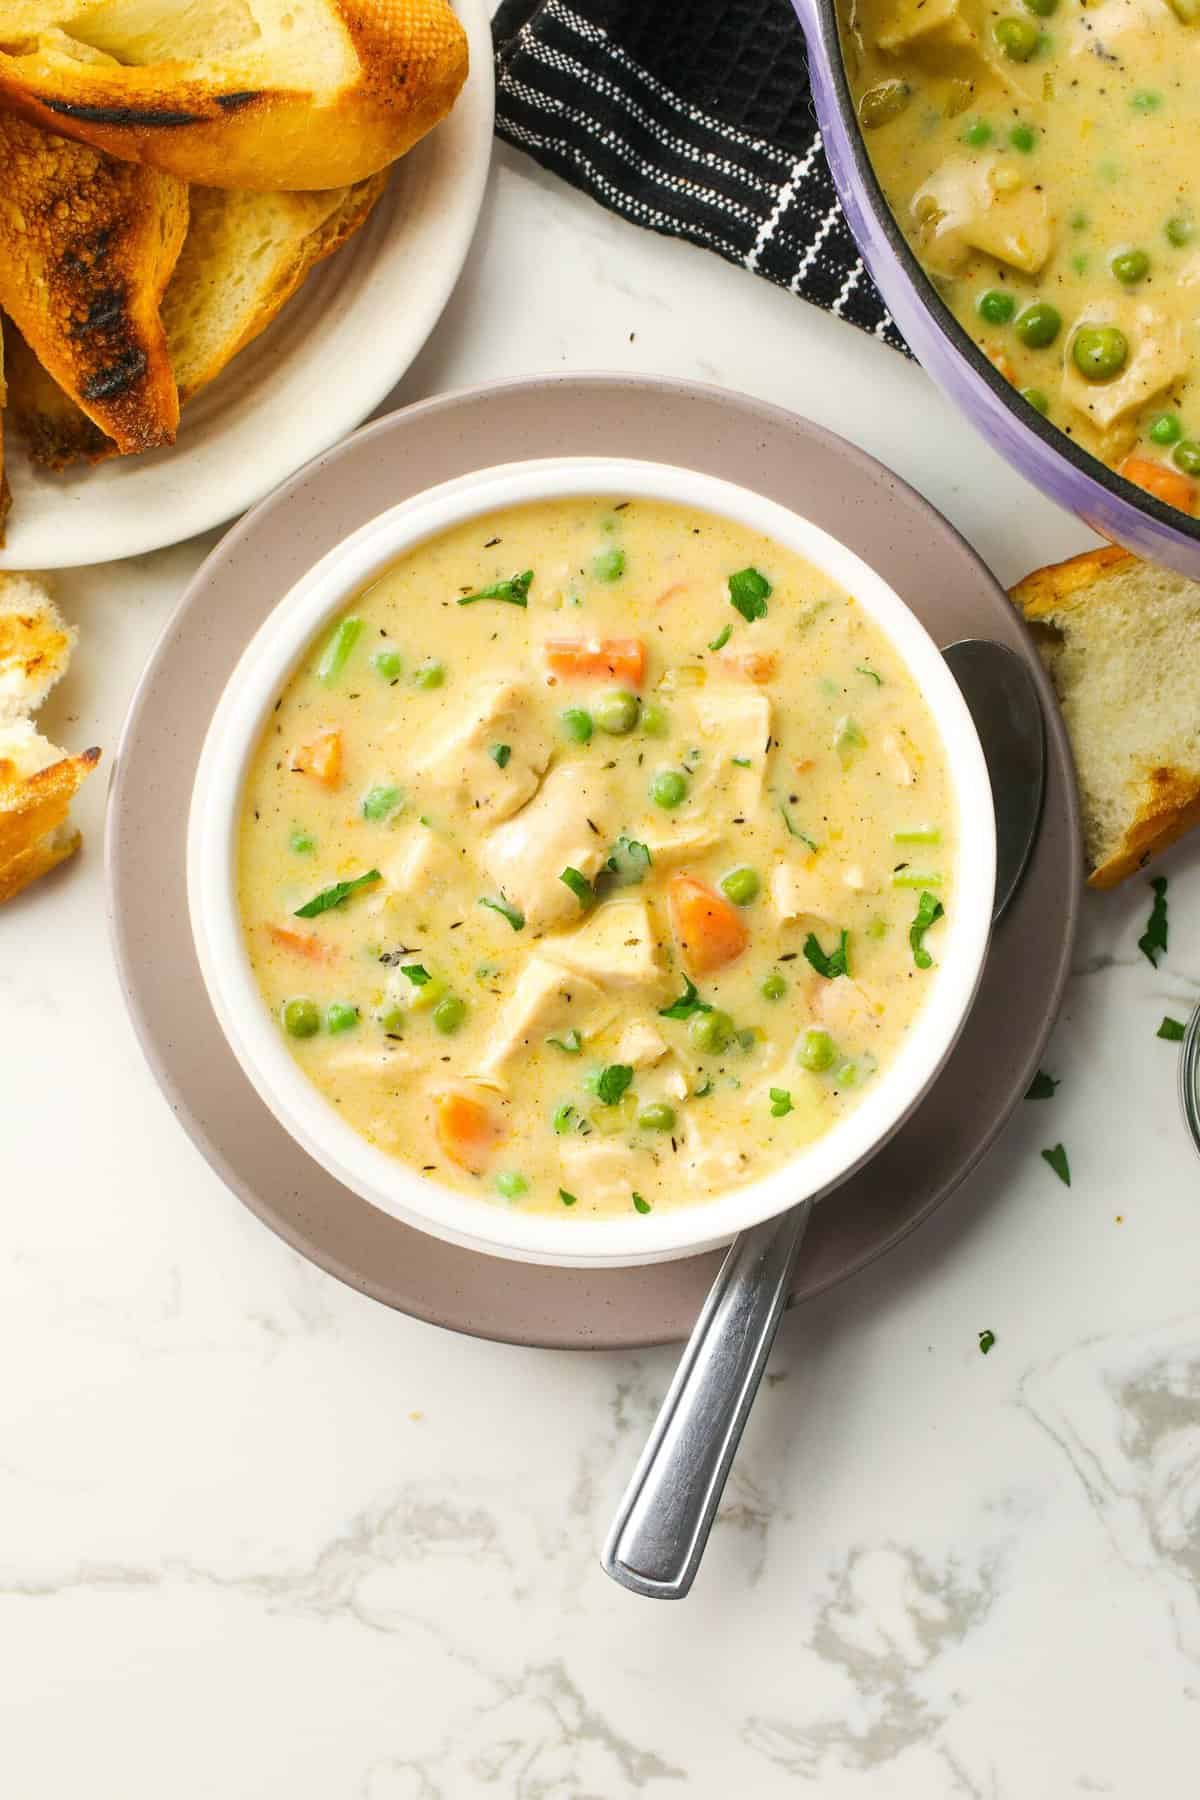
[0,0,468,191]
[0,322,10,544]
[7,169,387,466]
[0,572,76,721]
[1011,547,1200,887]
[0,110,187,454]
[0,715,99,902]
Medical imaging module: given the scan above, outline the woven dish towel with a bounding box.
[492,0,907,354]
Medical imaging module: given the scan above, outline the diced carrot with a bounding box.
[289,726,343,788]
[434,1088,503,1175]
[266,924,336,963]
[986,347,1016,384]
[543,637,646,687]
[722,649,778,684]
[792,757,815,776]
[666,873,749,975]
[1118,456,1196,516]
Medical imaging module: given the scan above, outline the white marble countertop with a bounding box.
[5,141,1200,1799]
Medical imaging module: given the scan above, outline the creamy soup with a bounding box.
[844,0,1200,514]
[237,498,955,1220]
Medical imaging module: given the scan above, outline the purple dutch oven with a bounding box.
[790,0,1200,577]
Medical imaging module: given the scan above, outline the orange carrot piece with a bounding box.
[722,649,778,684]
[667,873,749,975]
[266,925,335,963]
[543,637,646,687]
[289,726,343,788]
[434,1089,503,1175]
[1118,456,1196,516]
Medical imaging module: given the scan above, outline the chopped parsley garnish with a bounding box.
[457,569,533,607]
[659,975,712,1019]
[289,828,315,854]
[732,756,752,768]
[605,836,653,886]
[478,894,525,931]
[1138,876,1169,967]
[1158,1015,1187,1042]
[803,929,850,980]
[693,1074,714,1098]
[632,1192,652,1214]
[909,890,944,970]
[559,1188,579,1207]
[548,1028,583,1055]
[559,866,594,908]
[1025,1069,1059,1099]
[294,869,381,918]
[362,783,403,822]
[978,1329,996,1355]
[769,1087,793,1117]
[489,743,511,768]
[708,622,733,652]
[728,566,772,622]
[400,964,431,986]
[779,803,818,851]
[596,1064,634,1105]
[856,664,882,685]
[1041,1142,1071,1186]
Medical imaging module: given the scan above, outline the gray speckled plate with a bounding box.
[106,375,1081,1350]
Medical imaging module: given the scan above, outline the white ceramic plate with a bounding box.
[0,0,494,572]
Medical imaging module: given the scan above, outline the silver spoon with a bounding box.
[601,639,1045,1599]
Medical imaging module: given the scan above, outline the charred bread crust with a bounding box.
[0,741,99,903]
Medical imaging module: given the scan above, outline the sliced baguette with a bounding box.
[0,715,99,902]
[1011,547,1200,887]
[0,323,9,544]
[0,0,469,191]
[7,169,388,467]
[0,109,187,453]
[0,572,76,721]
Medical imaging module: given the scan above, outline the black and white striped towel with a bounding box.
[492,0,907,353]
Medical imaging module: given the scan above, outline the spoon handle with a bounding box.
[600,1200,812,1599]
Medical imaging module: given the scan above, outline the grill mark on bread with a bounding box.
[44,98,204,128]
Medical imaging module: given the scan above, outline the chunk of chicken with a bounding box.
[411,676,550,823]
[678,1122,752,1193]
[477,955,614,1079]
[868,0,975,51]
[375,825,467,906]
[613,1018,671,1067]
[634,820,722,864]
[913,156,1054,276]
[558,1136,641,1208]
[807,975,885,1041]
[769,861,834,928]
[483,763,616,930]
[1062,303,1189,437]
[322,1044,418,1153]
[692,682,772,819]
[542,897,667,995]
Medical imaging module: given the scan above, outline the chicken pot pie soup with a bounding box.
[235,495,962,1223]
[843,0,1200,515]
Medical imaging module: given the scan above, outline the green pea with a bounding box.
[993,15,1040,58]
[593,546,626,582]
[798,1028,837,1072]
[377,1003,405,1034]
[1009,123,1036,151]
[651,768,689,809]
[594,689,640,734]
[289,828,315,854]
[640,700,670,737]
[961,119,992,147]
[720,866,760,906]
[1014,302,1061,348]
[637,1103,677,1132]
[1111,248,1150,285]
[561,708,594,745]
[282,997,320,1039]
[1021,0,1056,14]
[326,1002,359,1034]
[1149,412,1183,445]
[1166,215,1195,248]
[362,783,403,822]
[977,289,1015,324]
[414,659,445,689]
[1021,387,1050,415]
[495,1171,528,1199]
[1072,324,1128,380]
[372,649,402,679]
[857,79,912,130]
[689,1009,735,1055]
[1172,440,1200,475]
[433,994,467,1034]
[761,973,787,1001]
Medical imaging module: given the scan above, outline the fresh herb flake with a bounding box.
[779,803,818,851]
[803,929,851,980]
[489,743,512,768]
[769,1087,793,1118]
[659,975,712,1020]
[1158,1015,1187,1042]
[605,836,653,886]
[856,664,882,685]
[1041,1142,1071,1186]
[559,1188,579,1207]
[1025,1069,1059,1099]
[632,1192,652,1214]
[478,894,525,931]
[294,869,381,918]
[596,1064,634,1106]
[400,964,431,986]
[548,1028,583,1055]
[708,623,733,652]
[457,569,533,607]
[559,866,594,908]
[1138,876,1169,967]
[909,890,944,970]
[728,566,772,622]
[978,1329,996,1355]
